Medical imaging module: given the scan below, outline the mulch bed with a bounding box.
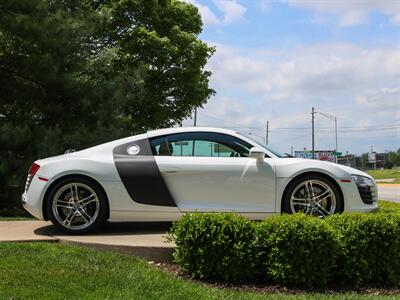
[151,261,400,296]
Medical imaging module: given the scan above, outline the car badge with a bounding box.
[127,144,140,155]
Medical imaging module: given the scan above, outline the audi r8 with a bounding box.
[22,127,378,233]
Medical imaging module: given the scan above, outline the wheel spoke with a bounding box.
[63,211,76,227]
[74,184,79,201]
[315,189,332,203]
[79,209,91,224]
[308,181,316,198]
[55,198,73,210]
[292,197,309,206]
[303,182,311,199]
[303,181,315,199]
[56,204,73,210]
[79,194,96,207]
[55,199,71,205]
[315,203,331,216]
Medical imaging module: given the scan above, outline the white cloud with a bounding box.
[214,0,247,24]
[258,0,271,13]
[286,0,400,26]
[208,43,400,98]
[188,42,400,153]
[183,0,246,26]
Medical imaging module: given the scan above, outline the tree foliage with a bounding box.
[0,0,214,210]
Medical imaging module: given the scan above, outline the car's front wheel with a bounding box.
[47,177,107,234]
[282,174,343,217]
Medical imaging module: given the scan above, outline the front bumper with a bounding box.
[338,179,378,212]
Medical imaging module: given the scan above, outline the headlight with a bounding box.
[351,175,375,186]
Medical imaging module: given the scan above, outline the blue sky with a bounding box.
[182,0,400,155]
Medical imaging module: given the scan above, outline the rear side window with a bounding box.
[149,132,252,157]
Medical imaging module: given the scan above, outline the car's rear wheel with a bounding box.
[282,174,343,217]
[47,177,107,234]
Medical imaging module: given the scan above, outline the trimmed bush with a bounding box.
[327,213,400,285]
[377,200,400,215]
[168,206,400,286]
[257,214,337,286]
[167,213,258,281]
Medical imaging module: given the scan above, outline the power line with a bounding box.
[198,112,399,131]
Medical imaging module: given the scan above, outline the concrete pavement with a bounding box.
[0,221,175,262]
[378,184,400,202]
[0,221,56,242]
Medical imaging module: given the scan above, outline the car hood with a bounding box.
[277,157,373,180]
[333,163,373,179]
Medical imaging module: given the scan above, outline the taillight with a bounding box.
[28,163,40,177]
[25,163,40,192]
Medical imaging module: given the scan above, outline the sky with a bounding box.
[181,0,400,155]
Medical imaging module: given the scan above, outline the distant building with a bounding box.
[294,150,335,162]
[337,152,388,170]
[294,149,389,170]
[367,152,389,169]
[337,154,356,168]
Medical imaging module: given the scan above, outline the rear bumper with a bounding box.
[22,192,43,219]
[21,176,50,220]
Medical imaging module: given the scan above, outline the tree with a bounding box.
[388,149,400,167]
[0,0,214,214]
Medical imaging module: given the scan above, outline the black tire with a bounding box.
[282,174,343,216]
[46,177,107,234]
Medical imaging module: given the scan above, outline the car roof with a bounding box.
[146,126,239,138]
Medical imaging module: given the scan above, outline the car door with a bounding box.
[150,132,276,212]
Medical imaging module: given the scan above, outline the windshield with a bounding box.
[239,132,288,158]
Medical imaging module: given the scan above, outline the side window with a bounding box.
[150,132,252,157]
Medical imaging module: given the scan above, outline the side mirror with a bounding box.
[249,147,265,161]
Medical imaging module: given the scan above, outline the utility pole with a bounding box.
[315,110,338,163]
[193,108,197,127]
[334,117,338,163]
[311,107,315,159]
[266,121,269,144]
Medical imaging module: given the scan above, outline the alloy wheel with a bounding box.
[52,182,100,230]
[289,179,336,217]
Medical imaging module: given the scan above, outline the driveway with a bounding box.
[378,184,400,202]
[0,221,174,262]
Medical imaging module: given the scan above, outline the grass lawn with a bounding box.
[0,216,33,221]
[367,169,400,180]
[0,242,398,300]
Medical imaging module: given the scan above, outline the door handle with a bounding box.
[161,167,180,174]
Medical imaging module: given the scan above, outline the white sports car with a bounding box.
[22,127,378,233]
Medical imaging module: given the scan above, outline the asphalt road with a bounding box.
[378,184,400,202]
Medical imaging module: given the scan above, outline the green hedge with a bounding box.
[167,213,258,281]
[377,200,400,214]
[168,202,400,286]
[257,214,337,286]
[327,213,400,285]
